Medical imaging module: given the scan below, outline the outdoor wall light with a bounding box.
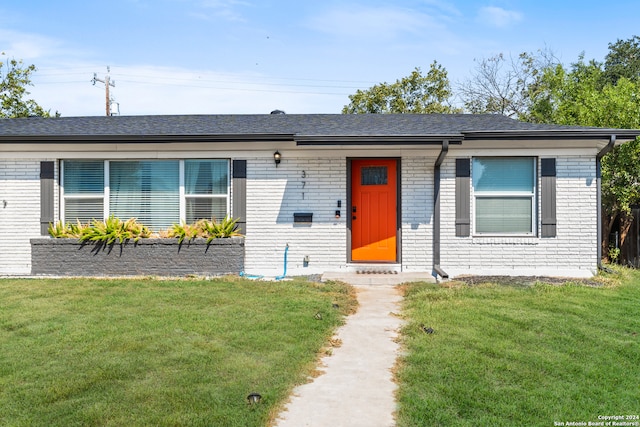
[273,150,281,166]
[335,210,341,219]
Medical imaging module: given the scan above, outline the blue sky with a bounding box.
[1,0,638,116]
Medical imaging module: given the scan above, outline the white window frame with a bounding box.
[60,160,106,224]
[61,159,230,228]
[182,159,231,223]
[472,157,537,236]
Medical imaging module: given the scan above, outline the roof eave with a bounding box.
[462,129,640,142]
[0,133,296,143]
[295,134,464,146]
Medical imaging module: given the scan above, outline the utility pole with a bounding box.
[91,66,116,116]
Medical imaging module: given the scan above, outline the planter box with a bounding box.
[30,237,245,277]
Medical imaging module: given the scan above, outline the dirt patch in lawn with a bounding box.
[452,275,606,287]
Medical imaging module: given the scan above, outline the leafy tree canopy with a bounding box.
[521,43,640,263]
[0,52,56,118]
[452,36,640,263]
[603,35,640,85]
[525,55,640,216]
[342,61,461,114]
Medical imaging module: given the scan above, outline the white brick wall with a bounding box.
[440,155,598,277]
[243,156,439,276]
[0,160,58,275]
[0,153,600,278]
[243,157,348,276]
[401,157,434,271]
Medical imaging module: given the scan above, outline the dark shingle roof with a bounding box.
[0,114,638,141]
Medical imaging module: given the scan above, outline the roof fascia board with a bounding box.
[0,134,296,143]
[462,130,640,141]
[295,135,463,146]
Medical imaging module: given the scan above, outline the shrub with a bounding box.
[78,216,152,245]
[168,216,241,244]
[48,220,88,238]
[166,220,204,244]
[49,216,241,244]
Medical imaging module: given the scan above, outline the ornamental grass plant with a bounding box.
[48,215,242,244]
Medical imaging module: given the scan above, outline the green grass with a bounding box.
[397,268,640,427]
[0,276,357,427]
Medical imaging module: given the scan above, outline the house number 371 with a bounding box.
[301,170,306,199]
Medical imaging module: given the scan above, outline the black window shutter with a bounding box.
[541,158,557,237]
[232,160,247,235]
[40,161,55,235]
[455,158,470,237]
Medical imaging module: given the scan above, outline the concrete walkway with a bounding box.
[273,281,406,427]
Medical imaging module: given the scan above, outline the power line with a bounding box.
[36,64,380,86]
[114,78,352,96]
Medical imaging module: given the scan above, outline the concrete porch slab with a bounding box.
[321,271,436,285]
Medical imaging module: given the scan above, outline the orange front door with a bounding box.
[351,159,397,262]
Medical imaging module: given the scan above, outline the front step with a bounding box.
[345,263,402,274]
[321,270,435,285]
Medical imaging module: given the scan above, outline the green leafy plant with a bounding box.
[168,216,241,244]
[49,216,241,244]
[167,220,204,244]
[608,245,621,263]
[79,215,151,245]
[48,220,88,238]
[201,216,241,242]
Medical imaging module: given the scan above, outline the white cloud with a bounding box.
[420,0,462,18]
[0,29,96,67]
[191,0,251,22]
[477,6,523,28]
[0,30,64,60]
[29,64,351,116]
[306,5,443,40]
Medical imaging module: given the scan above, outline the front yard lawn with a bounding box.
[0,276,356,426]
[397,268,640,426]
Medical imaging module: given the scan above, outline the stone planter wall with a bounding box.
[30,237,245,277]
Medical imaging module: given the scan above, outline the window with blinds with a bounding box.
[472,157,535,234]
[184,160,229,223]
[62,160,105,223]
[110,160,180,230]
[62,159,229,230]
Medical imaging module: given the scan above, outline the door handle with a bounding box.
[352,206,357,213]
[352,216,357,220]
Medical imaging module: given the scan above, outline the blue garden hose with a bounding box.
[275,243,289,280]
[239,271,264,279]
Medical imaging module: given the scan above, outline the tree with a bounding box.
[0,52,56,118]
[459,49,559,119]
[459,37,640,264]
[603,35,640,85]
[342,62,461,114]
[525,55,640,263]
